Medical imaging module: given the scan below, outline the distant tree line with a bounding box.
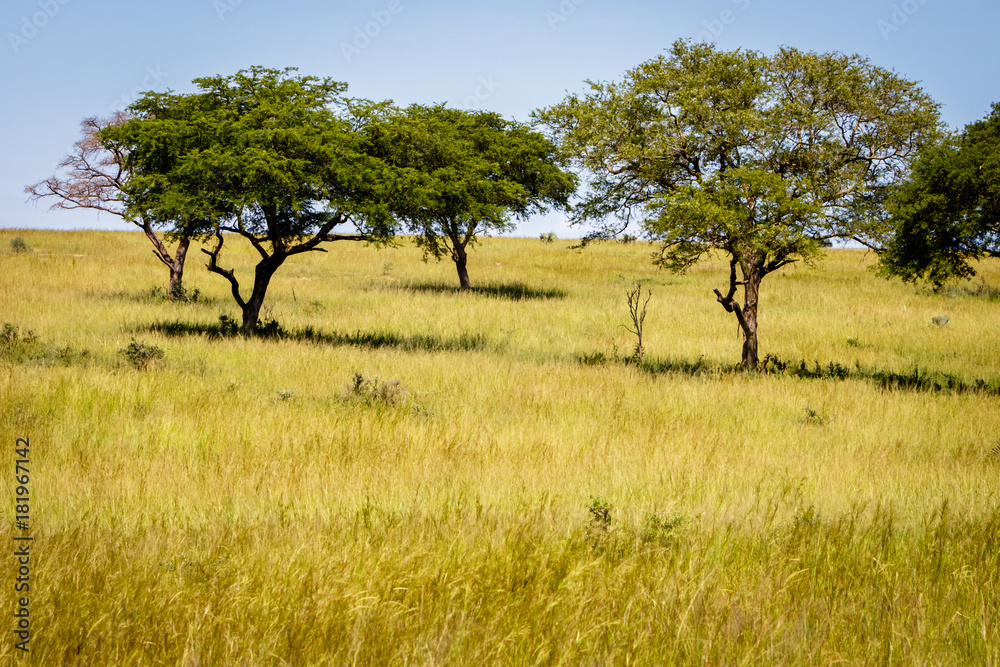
[28,43,998,368]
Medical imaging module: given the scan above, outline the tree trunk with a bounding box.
[452,243,472,291]
[167,235,192,298]
[714,255,763,371]
[138,220,193,299]
[240,256,285,335]
[740,266,761,371]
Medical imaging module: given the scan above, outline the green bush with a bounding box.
[9,237,31,253]
[119,339,165,371]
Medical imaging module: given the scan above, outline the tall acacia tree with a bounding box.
[26,113,195,298]
[367,104,577,290]
[536,41,940,370]
[104,67,401,335]
[879,103,1000,287]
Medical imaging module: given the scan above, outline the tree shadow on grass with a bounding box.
[93,286,218,306]
[396,281,567,301]
[143,317,493,353]
[579,352,1000,397]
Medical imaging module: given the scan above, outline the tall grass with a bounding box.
[1,230,999,664]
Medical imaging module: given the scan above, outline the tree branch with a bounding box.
[713,257,750,335]
[202,231,246,309]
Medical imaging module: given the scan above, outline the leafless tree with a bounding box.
[26,113,193,298]
[623,282,651,361]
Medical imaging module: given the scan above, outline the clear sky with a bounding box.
[2,0,997,237]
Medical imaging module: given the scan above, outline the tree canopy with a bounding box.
[879,103,1000,287]
[102,67,403,334]
[366,104,577,290]
[535,41,940,369]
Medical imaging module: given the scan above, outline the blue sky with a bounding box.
[2,0,997,237]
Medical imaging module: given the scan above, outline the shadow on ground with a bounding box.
[143,318,494,353]
[390,281,567,301]
[579,352,1000,397]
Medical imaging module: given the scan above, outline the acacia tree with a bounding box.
[26,113,194,298]
[366,104,577,290]
[879,103,1000,287]
[536,41,940,370]
[104,67,401,335]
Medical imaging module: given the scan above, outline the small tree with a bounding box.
[622,282,651,361]
[367,104,577,290]
[879,103,1000,287]
[536,41,940,370]
[104,68,401,335]
[26,114,194,298]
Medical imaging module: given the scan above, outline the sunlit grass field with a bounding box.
[2,229,999,665]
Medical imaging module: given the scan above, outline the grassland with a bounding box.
[2,229,999,665]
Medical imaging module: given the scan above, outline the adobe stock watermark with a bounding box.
[877,0,931,40]
[341,0,410,63]
[213,0,244,21]
[7,0,72,55]
[110,66,169,113]
[461,75,501,110]
[546,0,586,31]
[695,0,751,43]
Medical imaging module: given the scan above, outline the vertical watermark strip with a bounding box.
[13,437,32,653]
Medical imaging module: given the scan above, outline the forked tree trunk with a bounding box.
[140,221,193,299]
[714,256,763,371]
[452,243,472,291]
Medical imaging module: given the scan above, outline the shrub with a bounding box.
[639,513,684,546]
[539,232,557,243]
[119,339,165,371]
[9,237,31,253]
[0,323,39,362]
[343,373,406,407]
[168,283,201,302]
[587,496,613,530]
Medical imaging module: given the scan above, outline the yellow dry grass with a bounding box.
[1,229,999,664]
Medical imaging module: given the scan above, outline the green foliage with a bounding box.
[639,513,684,546]
[539,232,557,243]
[101,67,405,334]
[0,323,38,362]
[578,351,608,366]
[216,314,285,339]
[537,40,941,368]
[9,236,32,253]
[1,323,92,367]
[168,282,201,302]
[587,496,613,529]
[118,338,165,371]
[880,103,1000,287]
[764,357,1000,396]
[367,104,577,288]
[802,406,826,426]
